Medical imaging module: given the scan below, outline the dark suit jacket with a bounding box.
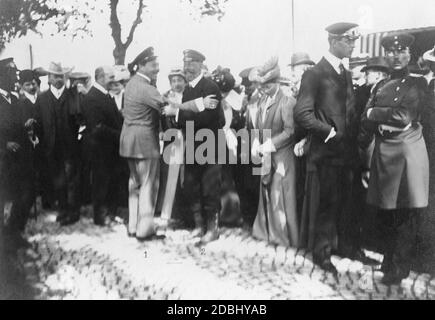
[8,96,39,177]
[35,88,79,159]
[178,76,224,164]
[82,86,123,162]
[0,94,18,189]
[294,57,359,166]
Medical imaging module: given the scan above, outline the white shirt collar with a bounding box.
[110,90,124,111]
[23,91,37,104]
[189,73,203,88]
[0,88,11,104]
[136,72,152,83]
[50,85,65,99]
[94,82,108,95]
[324,51,347,74]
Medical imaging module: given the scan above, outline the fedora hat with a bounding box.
[45,62,73,75]
[423,46,435,63]
[289,52,315,67]
[361,56,390,73]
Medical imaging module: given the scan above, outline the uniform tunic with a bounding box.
[362,72,429,210]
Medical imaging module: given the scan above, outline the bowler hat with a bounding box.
[361,56,390,73]
[290,52,315,67]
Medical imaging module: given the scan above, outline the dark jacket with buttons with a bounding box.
[294,57,359,166]
[361,71,429,209]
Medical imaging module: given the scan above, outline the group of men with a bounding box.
[1,20,435,287]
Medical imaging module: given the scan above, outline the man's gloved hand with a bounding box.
[362,170,370,189]
[6,141,20,152]
[24,118,37,129]
[294,137,307,157]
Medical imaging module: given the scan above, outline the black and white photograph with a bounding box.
[1,0,435,303]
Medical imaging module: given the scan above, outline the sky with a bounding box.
[1,0,435,92]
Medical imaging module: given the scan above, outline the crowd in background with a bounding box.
[2,21,435,287]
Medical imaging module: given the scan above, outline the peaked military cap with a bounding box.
[381,32,415,51]
[132,47,157,65]
[326,22,360,39]
[183,49,206,63]
[0,57,14,68]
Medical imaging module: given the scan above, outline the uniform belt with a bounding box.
[123,119,148,126]
[377,123,413,137]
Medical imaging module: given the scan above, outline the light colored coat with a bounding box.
[120,74,163,159]
[252,88,299,247]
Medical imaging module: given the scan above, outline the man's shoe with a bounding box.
[317,259,338,276]
[381,270,408,286]
[127,231,136,238]
[94,216,111,227]
[59,214,80,226]
[191,227,205,238]
[350,249,380,266]
[199,230,219,244]
[136,233,166,242]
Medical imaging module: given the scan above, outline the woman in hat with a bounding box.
[211,66,245,227]
[361,33,429,284]
[249,57,299,247]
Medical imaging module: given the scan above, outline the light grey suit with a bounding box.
[120,73,163,237]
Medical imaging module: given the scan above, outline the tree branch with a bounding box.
[109,0,123,47]
[123,0,144,48]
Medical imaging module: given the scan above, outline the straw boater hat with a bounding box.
[45,62,73,75]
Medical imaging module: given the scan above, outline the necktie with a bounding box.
[339,63,347,84]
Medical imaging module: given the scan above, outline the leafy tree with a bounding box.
[0,0,229,64]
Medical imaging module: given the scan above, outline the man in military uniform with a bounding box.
[174,49,224,244]
[295,23,367,274]
[360,33,429,284]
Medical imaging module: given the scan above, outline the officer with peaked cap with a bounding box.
[360,32,429,285]
[169,49,224,244]
[295,22,368,275]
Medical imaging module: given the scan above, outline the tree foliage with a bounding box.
[0,0,229,63]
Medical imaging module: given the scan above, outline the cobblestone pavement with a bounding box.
[11,211,435,300]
